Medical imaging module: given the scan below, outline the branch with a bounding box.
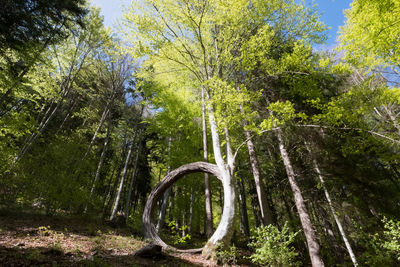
[297,124,400,145]
[232,124,400,161]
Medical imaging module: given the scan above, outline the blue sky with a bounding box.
[91,0,351,47]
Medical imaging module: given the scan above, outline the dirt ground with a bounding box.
[0,210,253,266]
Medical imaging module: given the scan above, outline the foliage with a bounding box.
[339,0,400,84]
[167,220,191,245]
[215,243,239,266]
[248,222,301,267]
[382,217,400,261]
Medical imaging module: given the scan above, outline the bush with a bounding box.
[353,217,400,266]
[215,243,239,266]
[248,222,300,267]
[382,217,400,261]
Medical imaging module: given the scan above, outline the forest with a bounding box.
[0,0,399,266]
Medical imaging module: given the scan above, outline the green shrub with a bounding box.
[167,220,191,244]
[248,222,300,267]
[353,218,399,266]
[382,217,400,261]
[215,243,239,266]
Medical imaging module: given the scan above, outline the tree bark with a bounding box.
[237,177,250,239]
[110,141,134,221]
[83,107,110,159]
[142,162,223,253]
[244,129,274,225]
[276,129,325,267]
[188,190,195,233]
[202,86,213,238]
[306,143,358,267]
[124,135,143,218]
[85,122,111,213]
[236,82,273,226]
[157,137,172,231]
[202,109,236,258]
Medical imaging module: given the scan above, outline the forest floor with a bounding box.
[0,209,253,266]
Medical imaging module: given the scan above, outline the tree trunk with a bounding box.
[142,101,236,257]
[156,137,172,231]
[188,190,195,233]
[143,162,223,253]
[85,122,111,213]
[244,129,274,225]
[15,86,71,162]
[83,107,110,159]
[236,82,273,226]
[124,135,143,218]
[237,177,250,239]
[306,143,358,267]
[110,141,134,221]
[202,86,213,238]
[276,129,325,267]
[247,177,263,227]
[202,109,236,258]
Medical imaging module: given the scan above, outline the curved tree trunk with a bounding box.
[202,108,236,258]
[143,99,236,258]
[276,129,325,267]
[142,162,222,253]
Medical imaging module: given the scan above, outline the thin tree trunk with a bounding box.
[110,141,134,221]
[236,82,273,225]
[188,190,195,233]
[202,86,213,238]
[306,143,358,266]
[103,155,125,217]
[56,97,79,134]
[276,129,325,267]
[182,211,187,237]
[157,137,172,231]
[244,129,274,225]
[247,177,263,227]
[15,86,71,162]
[124,135,142,218]
[83,107,110,159]
[237,176,250,239]
[85,122,111,213]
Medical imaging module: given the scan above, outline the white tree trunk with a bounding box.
[110,141,134,221]
[202,106,236,258]
[84,123,111,213]
[83,107,110,159]
[202,86,213,238]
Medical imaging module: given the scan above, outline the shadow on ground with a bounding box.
[0,245,201,266]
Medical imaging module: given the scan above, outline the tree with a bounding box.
[0,0,87,107]
[339,0,400,85]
